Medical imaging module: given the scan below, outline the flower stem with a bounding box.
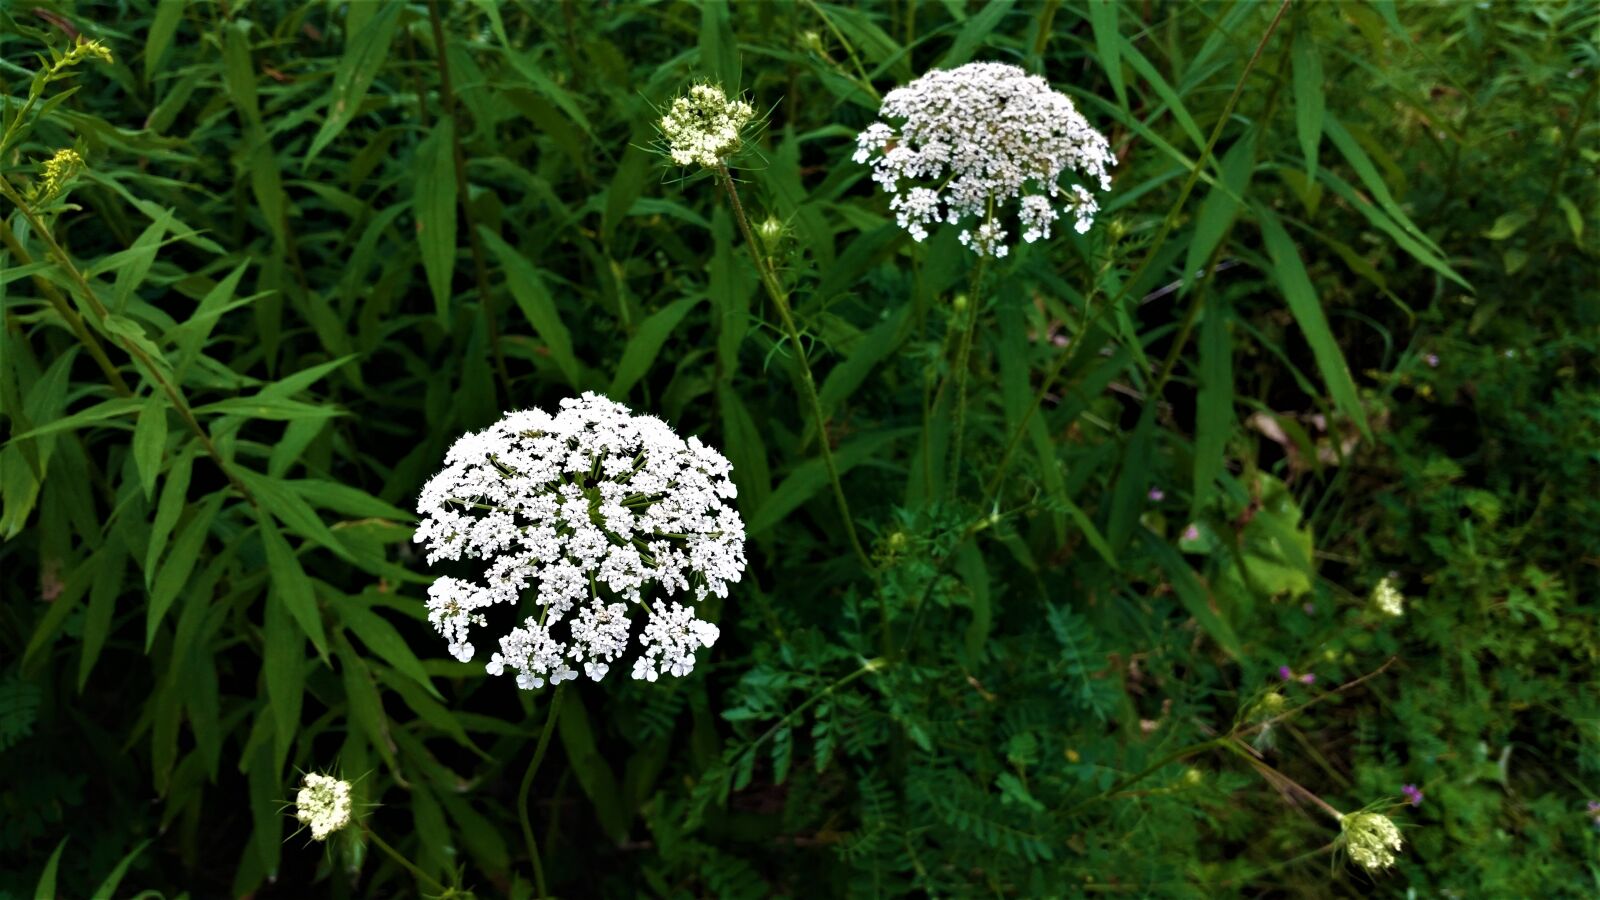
[945,254,987,501]
[714,164,875,575]
[1057,737,1226,818]
[0,225,131,396]
[364,826,448,894]
[1219,737,1345,822]
[519,684,567,899]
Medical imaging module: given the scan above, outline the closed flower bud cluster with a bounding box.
[853,62,1114,257]
[1340,811,1403,871]
[415,393,746,688]
[659,83,755,169]
[295,773,352,841]
[1370,576,1404,618]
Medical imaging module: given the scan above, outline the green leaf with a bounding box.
[817,302,911,423]
[1191,297,1233,518]
[1291,28,1324,177]
[943,0,1015,68]
[78,536,127,691]
[89,840,150,900]
[1117,36,1206,153]
[109,209,173,312]
[1315,167,1469,289]
[1257,209,1369,435]
[240,468,350,561]
[339,640,400,777]
[1183,130,1256,290]
[699,0,741,90]
[191,395,343,422]
[145,447,194,585]
[1141,529,1245,660]
[146,493,224,650]
[133,395,168,500]
[718,384,771,517]
[415,119,458,322]
[334,600,441,699]
[263,581,305,773]
[559,697,629,843]
[144,0,184,79]
[286,479,415,521]
[1556,194,1584,242]
[1322,113,1439,252]
[1483,210,1532,241]
[747,428,914,537]
[33,837,68,900]
[610,296,704,398]
[6,397,142,442]
[1088,0,1126,108]
[1106,405,1155,553]
[306,0,405,162]
[258,511,330,656]
[480,228,581,387]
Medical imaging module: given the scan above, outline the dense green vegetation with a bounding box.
[2,0,1596,896]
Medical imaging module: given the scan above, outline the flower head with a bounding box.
[1370,576,1405,618]
[414,393,746,688]
[31,149,84,203]
[1340,810,1403,871]
[853,61,1114,257]
[658,83,755,169]
[1401,784,1423,807]
[295,773,352,841]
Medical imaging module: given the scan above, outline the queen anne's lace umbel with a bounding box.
[415,394,746,688]
[853,62,1115,257]
[1340,811,1404,871]
[658,83,755,169]
[295,773,352,841]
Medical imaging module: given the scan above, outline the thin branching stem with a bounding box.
[714,164,877,576]
[364,826,449,894]
[945,253,988,501]
[0,174,256,506]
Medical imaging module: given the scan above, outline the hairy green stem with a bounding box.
[519,685,567,899]
[0,224,132,396]
[714,164,876,575]
[945,255,987,501]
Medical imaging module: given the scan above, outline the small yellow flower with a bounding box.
[77,38,114,65]
[53,37,115,74]
[31,149,85,202]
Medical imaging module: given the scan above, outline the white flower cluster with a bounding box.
[1370,576,1404,618]
[295,773,352,841]
[415,393,746,688]
[659,83,755,168]
[1341,811,1404,871]
[853,62,1115,257]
